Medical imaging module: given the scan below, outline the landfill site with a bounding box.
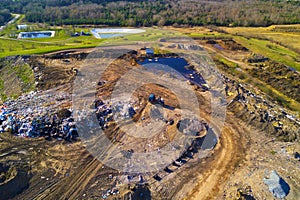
[0,38,300,200]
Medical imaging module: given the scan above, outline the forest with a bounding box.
[0,0,299,27]
[0,9,12,26]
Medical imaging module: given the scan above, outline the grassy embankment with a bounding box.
[223,25,300,71]
[223,25,300,52]
[0,59,35,101]
[200,25,300,113]
[214,54,300,113]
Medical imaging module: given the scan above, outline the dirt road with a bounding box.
[185,112,247,200]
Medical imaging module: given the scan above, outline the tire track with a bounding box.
[185,113,247,200]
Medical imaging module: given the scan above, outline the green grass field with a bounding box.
[0,25,102,57]
[0,27,178,57]
[0,24,111,57]
[223,25,300,53]
[223,25,300,70]
[0,37,104,57]
[232,36,300,71]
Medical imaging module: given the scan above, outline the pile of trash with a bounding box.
[95,99,113,129]
[112,101,138,120]
[94,99,140,127]
[101,187,120,199]
[0,90,78,140]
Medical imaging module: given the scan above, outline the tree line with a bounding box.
[1,0,299,27]
[0,9,12,26]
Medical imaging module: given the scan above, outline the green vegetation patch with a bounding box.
[0,24,107,57]
[0,37,103,58]
[223,25,300,53]
[0,58,35,101]
[233,36,300,71]
[249,62,300,102]
[1,0,300,26]
[213,55,300,113]
[213,55,240,74]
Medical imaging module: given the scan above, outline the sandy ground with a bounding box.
[176,112,247,200]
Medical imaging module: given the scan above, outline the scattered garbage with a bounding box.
[110,100,139,121]
[102,187,120,199]
[0,90,78,141]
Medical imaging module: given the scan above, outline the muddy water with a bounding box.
[139,57,207,87]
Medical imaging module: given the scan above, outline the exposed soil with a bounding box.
[0,43,299,200]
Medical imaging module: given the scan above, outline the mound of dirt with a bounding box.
[0,56,35,101]
[249,61,300,102]
[224,76,299,142]
[204,39,248,51]
[219,39,249,51]
[0,161,31,200]
[28,56,80,91]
